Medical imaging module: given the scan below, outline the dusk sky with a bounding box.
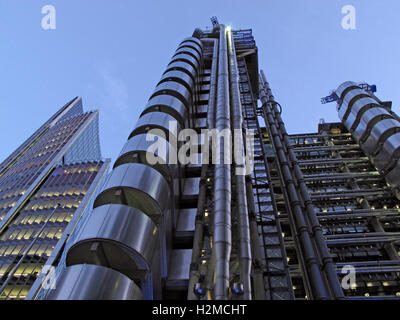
[1,0,399,163]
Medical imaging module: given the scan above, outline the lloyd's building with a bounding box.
[5,19,400,300]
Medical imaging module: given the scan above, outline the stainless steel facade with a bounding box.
[37,22,400,300]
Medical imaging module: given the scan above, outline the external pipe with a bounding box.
[259,75,331,300]
[260,71,345,299]
[227,28,252,299]
[213,24,232,300]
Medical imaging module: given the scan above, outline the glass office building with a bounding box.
[34,21,400,300]
[0,97,110,299]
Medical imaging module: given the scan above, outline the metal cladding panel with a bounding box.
[339,89,370,121]
[47,264,143,300]
[114,133,179,194]
[166,61,197,81]
[344,96,382,131]
[179,37,203,51]
[130,111,181,142]
[159,70,194,95]
[374,132,400,171]
[94,163,171,218]
[173,47,201,64]
[169,53,199,70]
[142,95,188,126]
[151,81,192,109]
[352,108,392,143]
[335,81,359,100]
[66,204,159,276]
[361,118,400,156]
[177,43,202,57]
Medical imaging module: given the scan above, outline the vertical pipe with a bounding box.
[260,71,345,300]
[227,29,252,299]
[213,24,232,300]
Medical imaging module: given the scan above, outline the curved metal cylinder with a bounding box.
[141,95,187,127]
[169,53,199,69]
[361,118,400,156]
[177,43,202,57]
[374,133,400,171]
[94,163,171,218]
[151,81,192,110]
[352,107,392,143]
[335,81,359,100]
[179,37,203,52]
[173,47,201,65]
[129,111,181,143]
[339,89,370,121]
[46,264,143,300]
[385,161,400,188]
[114,133,179,196]
[344,96,383,131]
[158,70,194,95]
[66,204,160,280]
[165,61,197,82]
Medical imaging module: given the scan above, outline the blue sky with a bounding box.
[0,0,399,163]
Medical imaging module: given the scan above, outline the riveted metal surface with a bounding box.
[129,111,181,142]
[151,81,192,109]
[165,61,197,81]
[173,47,201,64]
[169,53,199,69]
[158,70,194,94]
[94,163,171,218]
[361,118,400,156]
[346,97,383,131]
[66,204,159,279]
[335,81,359,100]
[47,264,143,300]
[352,108,392,143]
[339,89,370,121]
[114,133,178,180]
[374,133,400,171]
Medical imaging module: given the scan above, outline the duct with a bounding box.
[213,24,232,300]
[374,133,400,171]
[259,72,335,300]
[47,264,143,300]
[187,167,207,300]
[339,89,370,122]
[151,81,192,110]
[361,118,400,156]
[66,204,160,282]
[158,70,194,95]
[205,38,218,132]
[129,112,181,143]
[141,95,188,127]
[352,108,392,143]
[173,47,202,65]
[227,28,252,299]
